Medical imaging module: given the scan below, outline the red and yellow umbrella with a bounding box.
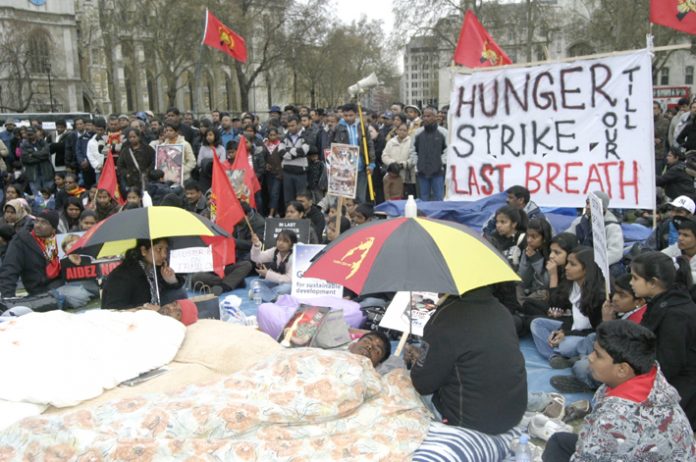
[304,217,519,295]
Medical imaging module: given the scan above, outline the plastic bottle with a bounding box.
[515,434,532,462]
[404,194,417,218]
[251,280,262,305]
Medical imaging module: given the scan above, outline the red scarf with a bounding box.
[31,231,61,280]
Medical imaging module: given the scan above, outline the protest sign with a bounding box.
[291,244,343,299]
[57,231,85,259]
[589,192,611,294]
[97,259,121,278]
[169,246,214,273]
[327,143,359,199]
[263,218,311,248]
[379,291,439,337]
[155,144,184,185]
[446,50,654,209]
[61,256,121,282]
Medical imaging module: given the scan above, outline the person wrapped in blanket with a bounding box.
[542,320,696,462]
[250,230,296,303]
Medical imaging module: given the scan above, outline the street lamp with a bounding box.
[46,63,54,112]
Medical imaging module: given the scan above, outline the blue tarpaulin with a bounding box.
[375,194,652,245]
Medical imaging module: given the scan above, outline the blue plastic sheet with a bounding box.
[375,195,652,245]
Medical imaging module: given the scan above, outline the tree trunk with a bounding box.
[525,0,534,62]
[292,70,298,104]
[310,82,316,108]
[266,70,273,109]
[235,62,250,113]
[166,76,178,108]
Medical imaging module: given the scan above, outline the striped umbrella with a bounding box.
[68,206,228,259]
[304,217,519,295]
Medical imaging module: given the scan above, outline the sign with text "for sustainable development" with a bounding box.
[446,50,655,209]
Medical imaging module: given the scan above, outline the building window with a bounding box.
[412,82,418,88]
[28,29,51,73]
[687,66,694,85]
[660,67,670,85]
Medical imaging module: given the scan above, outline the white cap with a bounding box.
[669,195,696,214]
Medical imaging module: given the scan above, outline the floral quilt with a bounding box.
[0,348,432,461]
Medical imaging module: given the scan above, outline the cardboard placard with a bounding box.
[327,143,359,199]
[169,246,214,273]
[291,244,343,299]
[379,291,439,337]
[263,218,311,248]
[155,144,184,185]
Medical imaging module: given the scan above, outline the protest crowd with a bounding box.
[3,4,696,459]
[0,97,694,461]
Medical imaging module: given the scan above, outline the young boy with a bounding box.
[543,320,696,462]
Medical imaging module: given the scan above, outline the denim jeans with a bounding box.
[572,333,601,389]
[266,175,282,212]
[258,280,291,303]
[530,317,593,360]
[417,173,444,201]
[282,172,307,208]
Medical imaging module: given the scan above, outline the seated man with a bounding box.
[645,195,695,251]
[0,210,64,297]
[543,320,696,462]
[408,286,527,435]
[661,215,696,281]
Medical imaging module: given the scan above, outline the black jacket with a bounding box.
[305,204,325,238]
[0,230,63,297]
[641,288,696,427]
[413,124,447,177]
[101,259,184,310]
[677,120,696,151]
[656,162,695,200]
[234,211,266,260]
[410,287,527,434]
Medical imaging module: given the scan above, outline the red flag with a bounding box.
[209,154,245,278]
[202,236,236,279]
[211,154,244,233]
[453,10,512,68]
[230,138,261,208]
[201,9,247,63]
[97,151,125,205]
[650,1,696,35]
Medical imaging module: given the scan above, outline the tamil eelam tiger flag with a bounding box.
[207,154,245,277]
[97,151,125,205]
[453,10,512,68]
[201,9,247,63]
[650,0,696,35]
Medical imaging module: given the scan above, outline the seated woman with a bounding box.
[3,198,34,233]
[57,197,84,233]
[530,246,605,368]
[486,205,527,271]
[285,200,319,243]
[251,230,296,303]
[101,238,187,310]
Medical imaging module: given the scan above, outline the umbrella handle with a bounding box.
[151,237,161,306]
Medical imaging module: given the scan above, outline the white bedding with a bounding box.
[0,310,185,429]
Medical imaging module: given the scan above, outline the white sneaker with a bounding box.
[528,413,573,442]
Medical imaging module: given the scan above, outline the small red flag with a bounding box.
[210,154,244,278]
[211,154,245,233]
[97,151,125,205]
[230,138,261,208]
[453,10,512,68]
[650,0,696,35]
[201,10,247,63]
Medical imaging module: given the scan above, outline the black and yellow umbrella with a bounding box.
[68,206,228,259]
[305,217,519,295]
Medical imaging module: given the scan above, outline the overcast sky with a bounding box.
[334,0,395,34]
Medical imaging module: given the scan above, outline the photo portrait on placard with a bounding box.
[156,144,184,185]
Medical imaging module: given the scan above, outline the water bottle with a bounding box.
[251,280,262,305]
[515,434,532,462]
[404,194,417,218]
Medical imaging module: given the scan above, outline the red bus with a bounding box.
[653,86,691,110]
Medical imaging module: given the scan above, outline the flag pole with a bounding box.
[357,100,376,202]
